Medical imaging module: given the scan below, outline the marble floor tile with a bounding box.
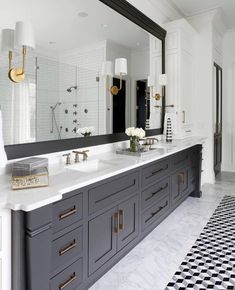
[89,173,235,290]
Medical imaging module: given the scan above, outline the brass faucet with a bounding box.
[63,153,71,165]
[72,150,89,162]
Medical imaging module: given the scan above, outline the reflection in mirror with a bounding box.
[0,0,163,145]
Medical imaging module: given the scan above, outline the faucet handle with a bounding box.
[72,151,80,163]
[63,153,71,165]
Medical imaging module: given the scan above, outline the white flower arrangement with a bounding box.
[125,127,145,139]
[77,126,95,136]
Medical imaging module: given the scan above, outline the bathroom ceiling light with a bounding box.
[101,24,108,28]
[77,12,88,18]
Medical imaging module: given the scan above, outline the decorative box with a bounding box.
[12,157,49,190]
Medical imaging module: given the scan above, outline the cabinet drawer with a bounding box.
[141,195,170,231]
[51,227,83,274]
[50,258,82,290]
[88,172,139,214]
[141,177,170,210]
[142,159,170,187]
[52,194,83,234]
[172,151,190,171]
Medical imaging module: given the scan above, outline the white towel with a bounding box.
[163,113,177,135]
[0,110,7,167]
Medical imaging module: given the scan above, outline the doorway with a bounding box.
[136,80,149,129]
[214,63,222,176]
[112,78,126,133]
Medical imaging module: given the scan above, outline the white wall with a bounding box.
[222,29,235,172]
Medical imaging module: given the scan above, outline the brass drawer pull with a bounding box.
[145,184,168,202]
[114,212,119,234]
[119,210,124,231]
[145,201,168,223]
[149,165,168,178]
[59,206,77,220]
[178,173,185,184]
[59,273,77,290]
[59,240,77,256]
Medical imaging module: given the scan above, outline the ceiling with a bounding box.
[170,0,235,28]
[0,0,150,55]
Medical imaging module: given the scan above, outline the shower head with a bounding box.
[67,86,78,93]
[51,102,62,111]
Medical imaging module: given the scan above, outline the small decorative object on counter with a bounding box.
[166,118,173,143]
[12,157,49,190]
[125,127,145,152]
[77,126,95,137]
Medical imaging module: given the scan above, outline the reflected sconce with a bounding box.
[147,75,160,100]
[1,21,35,83]
[148,73,168,101]
[102,58,127,95]
[158,74,167,98]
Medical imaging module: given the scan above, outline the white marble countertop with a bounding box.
[0,136,206,212]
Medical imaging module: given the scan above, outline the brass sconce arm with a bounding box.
[8,46,27,83]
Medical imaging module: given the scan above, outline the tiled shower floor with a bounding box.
[90,172,235,290]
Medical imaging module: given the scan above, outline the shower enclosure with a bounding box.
[0,54,103,145]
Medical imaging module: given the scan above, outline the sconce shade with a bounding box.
[158,74,167,86]
[1,29,14,52]
[115,58,127,76]
[147,75,155,87]
[101,61,113,76]
[15,21,35,49]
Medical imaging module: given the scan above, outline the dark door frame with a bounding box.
[214,62,223,176]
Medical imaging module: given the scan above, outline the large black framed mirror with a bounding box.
[2,0,166,159]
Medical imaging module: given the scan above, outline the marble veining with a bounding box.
[90,173,235,290]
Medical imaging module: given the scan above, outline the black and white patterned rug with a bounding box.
[165,195,235,290]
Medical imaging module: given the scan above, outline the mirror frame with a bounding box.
[5,0,167,160]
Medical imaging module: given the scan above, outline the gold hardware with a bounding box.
[73,150,89,161]
[8,46,26,83]
[114,212,119,234]
[179,173,185,184]
[182,110,186,123]
[166,104,174,108]
[119,210,124,231]
[63,153,71,165]
[59,273,77,290]
[59,206,77,220]
[154,105,162,108]
[59,240,77,256]
[152,93,161,101]
[106,74,124,96]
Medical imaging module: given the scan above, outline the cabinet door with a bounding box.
[88,207,117,275]
[117,195,139,252]
[171,167,190,205]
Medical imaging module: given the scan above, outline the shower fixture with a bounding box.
[67,86,77,93]
[50,102,62,139]
[50,102,62,111]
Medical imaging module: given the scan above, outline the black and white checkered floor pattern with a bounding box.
[165,195,235,290]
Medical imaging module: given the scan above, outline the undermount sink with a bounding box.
[67,159,114,173]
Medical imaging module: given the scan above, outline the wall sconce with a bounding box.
[1,21,35,83]
[148,74,168,101]
[102,58,127,95]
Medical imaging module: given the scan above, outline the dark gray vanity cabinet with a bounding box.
[12,145,202,290]
[88,194,139,275]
